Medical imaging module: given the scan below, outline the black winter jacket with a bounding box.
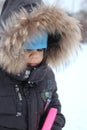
[0,65,65,130]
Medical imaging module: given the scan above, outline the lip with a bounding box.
[30,63,38,66]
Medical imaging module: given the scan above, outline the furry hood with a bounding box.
[0,5,82,74]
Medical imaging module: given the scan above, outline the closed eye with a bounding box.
[37,49,43,52]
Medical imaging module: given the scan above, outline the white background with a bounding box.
[54,44,87,130]
[43,0,82,13]
[43,0,87,130]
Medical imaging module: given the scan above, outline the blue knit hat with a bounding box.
[23,32,48,50]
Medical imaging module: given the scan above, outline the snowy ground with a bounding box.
[54,44,87,130]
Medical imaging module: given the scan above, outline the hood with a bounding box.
[0,5,82,74]
[0,0,42,21]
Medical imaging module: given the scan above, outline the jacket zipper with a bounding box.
[15,84,23,117]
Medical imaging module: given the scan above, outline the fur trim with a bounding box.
[0,5,82,74]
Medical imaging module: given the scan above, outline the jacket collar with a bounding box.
[6,65,47,83]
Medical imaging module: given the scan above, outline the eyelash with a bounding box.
[24,49,43,52]
[37,49,43,52]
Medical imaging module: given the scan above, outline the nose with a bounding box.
[29,50,38,57]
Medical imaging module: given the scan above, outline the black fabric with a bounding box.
[0,126,19,130]
[0,0,42,21]
[52,125,62,130]
[0,65,65,130]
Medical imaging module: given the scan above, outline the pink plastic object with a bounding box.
[41,108,58,130]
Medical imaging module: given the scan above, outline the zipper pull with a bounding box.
[44,98,51,111]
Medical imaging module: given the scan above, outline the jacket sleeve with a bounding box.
[50,87,65,130]
[39,66,65,130]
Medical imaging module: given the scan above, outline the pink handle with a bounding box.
[41,108,58,130]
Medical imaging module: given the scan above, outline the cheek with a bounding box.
[24,53,30,63]
[38,53,43,61]
[31,54,43,63]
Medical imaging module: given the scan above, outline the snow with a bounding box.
[54,44,87,130]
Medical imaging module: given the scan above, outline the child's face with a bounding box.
[24,49,44,66]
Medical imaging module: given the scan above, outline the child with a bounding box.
[0,0,82,130]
